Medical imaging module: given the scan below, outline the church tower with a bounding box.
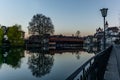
[105,21,108,30]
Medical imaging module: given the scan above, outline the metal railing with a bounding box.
[66,46,113,80]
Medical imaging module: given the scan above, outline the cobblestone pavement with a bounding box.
[104,45,120,80]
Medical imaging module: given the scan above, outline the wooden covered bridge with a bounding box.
[49,35,83,49]
[26,35,83,49]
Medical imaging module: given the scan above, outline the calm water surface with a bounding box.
[0,48,94,80]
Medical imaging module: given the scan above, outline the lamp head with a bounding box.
[100,8,108,17]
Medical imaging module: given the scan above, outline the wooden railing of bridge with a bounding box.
[66,46,113,80]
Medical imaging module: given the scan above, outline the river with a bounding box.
[0,48,95,80]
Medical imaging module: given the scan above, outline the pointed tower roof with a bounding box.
[105,21,108,26]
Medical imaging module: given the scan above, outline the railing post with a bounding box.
[83,68,85,75]
[80,75,83,80]
[65,45,112,80]
[83,68,87,80]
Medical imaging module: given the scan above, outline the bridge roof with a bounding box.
[49,36,83,42]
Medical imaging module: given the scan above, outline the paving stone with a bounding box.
[104,45,120,80]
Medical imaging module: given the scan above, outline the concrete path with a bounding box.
[104,45,120,80]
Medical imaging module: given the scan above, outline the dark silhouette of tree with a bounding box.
[28,14,54,36]
[0,27,4,46]
[27,50,54,78]
[75,30,80,37]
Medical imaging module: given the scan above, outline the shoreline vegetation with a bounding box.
[0,13,54,47]
[0,24,25,47]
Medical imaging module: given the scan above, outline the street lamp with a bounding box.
[100,8,108,49]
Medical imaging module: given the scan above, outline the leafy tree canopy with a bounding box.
[28,14,54,36]
[75,30,80,37]
[7,24,24,46]
[0,26,4,45]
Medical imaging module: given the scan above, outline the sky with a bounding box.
[0,0,120,37]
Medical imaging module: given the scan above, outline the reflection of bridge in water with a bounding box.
[26,47,86,79]
[26,48,84,55]
[49,49,82,54]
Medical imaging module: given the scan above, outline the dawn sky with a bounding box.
[0,0,120,36]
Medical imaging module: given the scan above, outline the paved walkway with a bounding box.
[104,45,120,80]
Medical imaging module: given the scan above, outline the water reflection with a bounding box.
[27,49,54,78]
[75,51,81,60]
[0,48,24,68]
[84,46,101,54]
[0,47,95,80]
[26,48,83,78]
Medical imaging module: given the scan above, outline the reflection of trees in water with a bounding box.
[0,48,24,68]
[75,51,81,60]
[84,46,101,54]
[27,51,54,78]
[0,52,3,68]
[6,48,24,68]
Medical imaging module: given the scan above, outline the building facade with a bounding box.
[105,21,119,45]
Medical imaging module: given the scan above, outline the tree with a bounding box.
[75,30,80,37]
[28,14,54,36]
[7,24,24,46]
[0,27,4,46]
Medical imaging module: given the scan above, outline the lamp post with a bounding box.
[100,8,108,49]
